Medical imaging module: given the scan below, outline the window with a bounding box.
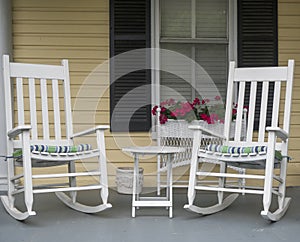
[109,0,278,131]
[154,0,233,103]
[153,0,277,129]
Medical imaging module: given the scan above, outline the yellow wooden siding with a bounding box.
[11,0,300,187]
[11,0,156,187]
[278,0,300,185]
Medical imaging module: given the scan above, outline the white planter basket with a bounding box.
[115,167,144,194]
[157,119,246,172]
[160,120,194,138]
[159,119,246,140]
[158,120,223,171]
[156,114,247,190]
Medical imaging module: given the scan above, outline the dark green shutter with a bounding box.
[238,0,278,129]
[110,0,151,132]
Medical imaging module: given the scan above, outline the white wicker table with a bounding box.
[122,146,185,218]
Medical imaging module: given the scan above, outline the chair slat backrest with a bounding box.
[52,79,62,140]
[40,78,50,140]
[224,60,294,148]
[28,78,38,140]
[3,55,73,145]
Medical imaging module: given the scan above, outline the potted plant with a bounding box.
[152,96,248,138]
[152,96,225,125]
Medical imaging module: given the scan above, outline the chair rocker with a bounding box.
[184,60,295,221]
[1,55,112,220]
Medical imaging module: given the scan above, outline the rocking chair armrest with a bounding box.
[266,127,289,141]
[71,125,110,138]
[7,125,32,138]
[188,125,226,139]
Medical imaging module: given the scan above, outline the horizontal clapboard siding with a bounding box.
[278,0,300,185]
[11,0,300,186]
[12,0,154,187]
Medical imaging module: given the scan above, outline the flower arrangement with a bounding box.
[152,96,226,125]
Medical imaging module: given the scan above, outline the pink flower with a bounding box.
[210,113,219,121]
[168,98,175,105]
[173,109,180,117]
[201,99,210,105]
[181,102,193,112]
[152,96,237,124]
[160,101,167,106]
[173,108,186,117]
[179,109,186,117]
[170,112,176,118]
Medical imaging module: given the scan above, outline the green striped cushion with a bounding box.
[205,144,282,161]
[13,144,92,158]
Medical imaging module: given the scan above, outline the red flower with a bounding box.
[193,98,200,105]
[152,96,239,124]
[161,107,167,113]
[201,99,210,105]
[207,117,213,124]
[200,113,209,121]
[152,105,158,115]
[159,114,168,124]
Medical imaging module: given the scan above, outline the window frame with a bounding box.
[151,0,238,130]
[109,0,277,133]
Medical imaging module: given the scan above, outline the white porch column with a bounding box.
[0,0,12,193]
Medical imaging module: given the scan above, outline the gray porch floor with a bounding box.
[0,187,299,242]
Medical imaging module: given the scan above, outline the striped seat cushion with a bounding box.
[205,144,282,161]
[13,144,92,157]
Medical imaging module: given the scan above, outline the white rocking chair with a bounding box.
[184,60,295,221]
[1,55,112,220]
